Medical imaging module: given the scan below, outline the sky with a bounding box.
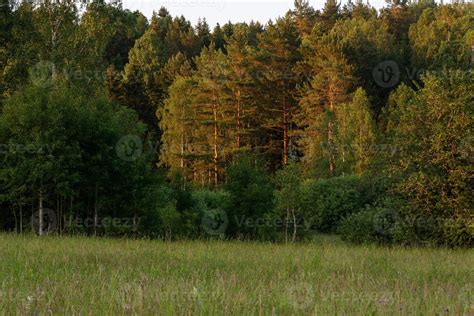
[121,0,388,27]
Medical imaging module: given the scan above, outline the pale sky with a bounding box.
[121,0,388,27]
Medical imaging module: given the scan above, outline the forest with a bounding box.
[0,0,472,246]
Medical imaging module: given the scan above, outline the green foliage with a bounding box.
[385,74,473,246]
[225,158,274,238]
[0,1,472,247]
[158,202,182,240]
[191,188,231,236]
[254,15,302,167]
[338,197,404,244]
[274,162,305,241]
[335,88,376,175]
[300,176,362,233]
[409,5,473,71]
[297,22,356,176]
[81,1,148,70]
[159,76,196,177]
[338,207,381,244]
[0,81,163,236]
[439,218,473,248]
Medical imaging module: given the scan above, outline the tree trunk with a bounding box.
[19,203,23,235]
[292,208,297,243]
[133,212,138,236]
[328,85,335,176]
[181,105,185,170]
[13,206,17,234]
[236,89,241,149]
[283,103,288,165]
[56,195,60,234]
[94,184,98,236]
[180,132,185,169]
[69,196,73,230]
[59,195,62,234]
[38,190,44,236]
[212,97,219,188]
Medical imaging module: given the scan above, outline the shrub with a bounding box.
[441,218,473,247]
[385,75,473,247]
[274,162,305,242]
[301,176,362,233]
[338,208,380,244]
[392,214,473,247]
[338,197,405,244]
[224,158,274,238]
[192,189,231,237]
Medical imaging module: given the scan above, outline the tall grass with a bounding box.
[0,234,472,315]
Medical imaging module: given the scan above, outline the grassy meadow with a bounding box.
[0,234,472,315]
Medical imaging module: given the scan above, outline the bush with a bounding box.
[392,214,473,247]
[338,208,380,244]
[192,189,231,237]
[338,197,405,244]
[301,176,362,233]
[274,162,305,242]
[385,75,473,248]
[338,207,399,244]
[441,218,473,247]
[224,158,274,238]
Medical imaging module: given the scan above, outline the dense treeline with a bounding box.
[0,0,472,246]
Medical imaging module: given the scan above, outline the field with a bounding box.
[0,234,472,315]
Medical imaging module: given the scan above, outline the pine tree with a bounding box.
[292,0,318,37]
[342,0,377,20]
[254,16,302,167]
[326,16,398,116]
[164,16,200,58]
[409,5,472,72]
[297,24,356,177]
[159,52,193,90]
[212,23,226,51]
[335,88,376,175]
[196,18,211,48]
[223,22,235,38]
[247,21,264,47]
[225,25,258,155]
[160,76,196,179]
[118,22,167,136]
[380,0,413,48]
[190,47,233,187]
[320,0,341,32]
